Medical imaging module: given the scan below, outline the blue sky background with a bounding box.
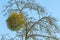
[0,0,60,39]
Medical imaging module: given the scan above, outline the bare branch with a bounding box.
[27,34,58,40]
[27,16,48,33]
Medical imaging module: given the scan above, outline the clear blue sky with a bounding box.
[0,0,60,39]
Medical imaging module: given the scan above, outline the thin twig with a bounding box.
[15,0,21,13]
[27,34,58,40]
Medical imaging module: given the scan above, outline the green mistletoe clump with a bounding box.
[6,12,26,31]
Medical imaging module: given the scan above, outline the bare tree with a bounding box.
[1,0,60,40]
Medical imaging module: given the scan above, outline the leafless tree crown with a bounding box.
[1,0,60,40]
